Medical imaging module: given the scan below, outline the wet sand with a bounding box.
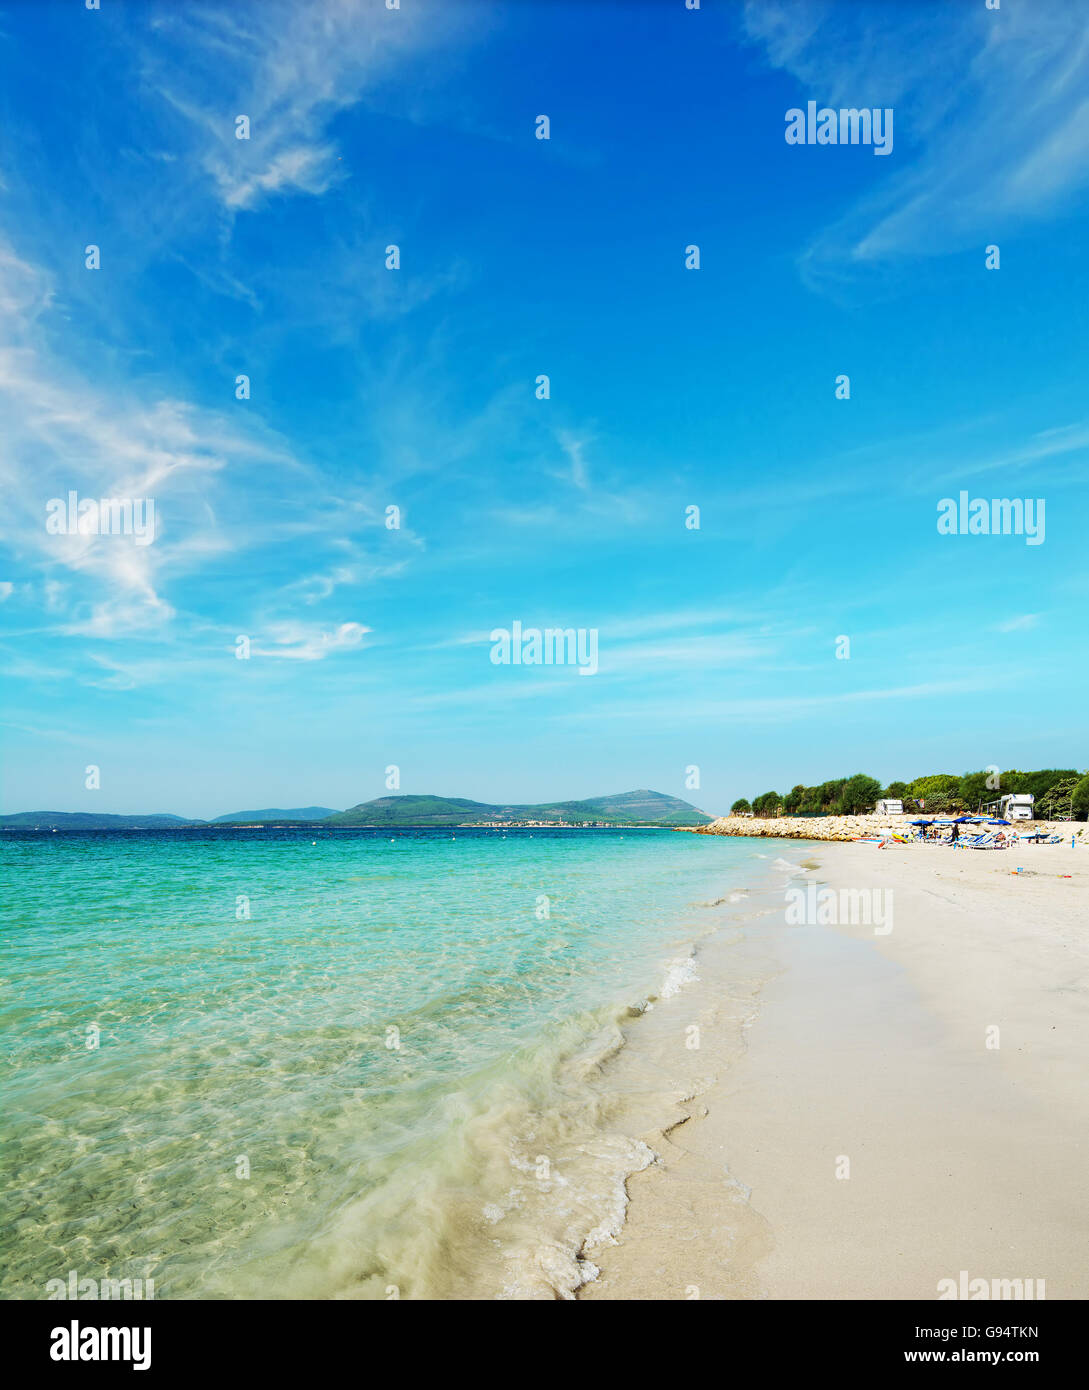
[582,840,1089,1300]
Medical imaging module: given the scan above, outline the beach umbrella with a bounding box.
[986,819,1011,826]
[909,818,932,825]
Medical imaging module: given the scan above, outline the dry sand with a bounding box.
[582,840,1089,1300]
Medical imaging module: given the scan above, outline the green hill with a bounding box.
[326,789,710,827]
[0,812,203,829]
[2,790,712,830]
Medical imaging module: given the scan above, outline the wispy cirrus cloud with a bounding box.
[554,678,1010,726]
[994,614,1041,633]
[251,620,371,661]
[0,240,333,641]
[490,429,652,531]
[743,0,1089,285]
[143,0,475,214]
[0,359,290,637]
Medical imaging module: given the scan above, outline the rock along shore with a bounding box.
[678,814,1089,844]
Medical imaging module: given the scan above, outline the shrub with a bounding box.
[837,773,884,815]
[1069,775,1089,822]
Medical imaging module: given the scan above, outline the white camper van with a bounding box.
[982,793,1035,821]
[875,799,904,815]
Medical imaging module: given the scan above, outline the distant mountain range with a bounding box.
[0,790,711,830]
[328,790,710,827]
[0,812,197,829]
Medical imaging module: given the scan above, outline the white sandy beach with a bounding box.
[582,839,1089,1300]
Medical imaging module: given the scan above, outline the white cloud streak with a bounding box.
[743,0,1089,284]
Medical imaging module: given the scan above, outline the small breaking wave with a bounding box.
[659,951,700,999]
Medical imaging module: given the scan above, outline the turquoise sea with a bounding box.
[1,827,768,1299]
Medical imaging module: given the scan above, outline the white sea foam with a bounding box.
[660,952,699,998]
[582,1139,656,1251]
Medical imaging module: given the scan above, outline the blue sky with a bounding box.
[1,0,1087,818]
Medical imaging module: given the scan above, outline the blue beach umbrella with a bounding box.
[986,819,1011,826]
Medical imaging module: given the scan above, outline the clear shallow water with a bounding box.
[1,827,762,1299]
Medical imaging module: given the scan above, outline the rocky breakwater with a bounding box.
[677,815,1089,844]
[678,814,900,842]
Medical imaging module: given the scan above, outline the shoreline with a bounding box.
[565,854,793,1299]
[679,812,1089,844]
[582,835,1089,1299]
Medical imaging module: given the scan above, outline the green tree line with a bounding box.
[730,768,1089,820]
